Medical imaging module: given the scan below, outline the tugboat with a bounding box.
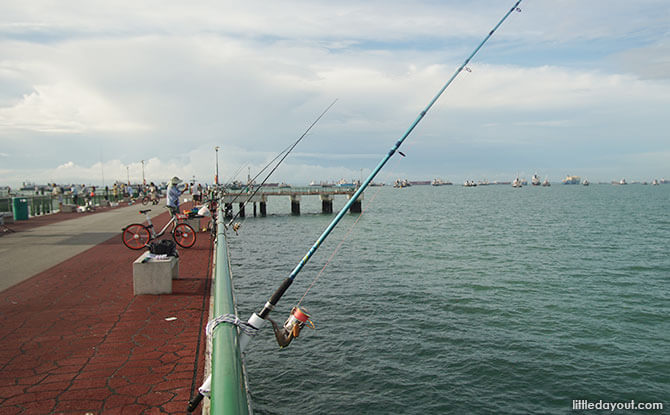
[582,178,589,186]
[463,180,477,187]
[512,177,522,188]
[393,179,411,188]
[531,173,541,186]
[542,178,551,187]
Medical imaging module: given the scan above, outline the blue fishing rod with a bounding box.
[239,0,523,350]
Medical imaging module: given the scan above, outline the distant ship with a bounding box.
[512,177,522,188]
[582,178,589,186]
[652,179,659,185]
[310,181,334,187]
[431,178,451,186]
[562,175,581,184]
[531,174,541,186]
[542,178,551,187]
[335,179,359,187]
[463,180,477,187]
[477,179,490,186]
[393,179,411,188]
[619,178,627,185]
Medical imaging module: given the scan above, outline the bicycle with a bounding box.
[122,208,196,250]
[141,195,159,206]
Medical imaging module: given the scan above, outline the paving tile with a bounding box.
[103,393,137,409]
[136,390,175,406]
[15,398,58,414]
[53,398,104,412]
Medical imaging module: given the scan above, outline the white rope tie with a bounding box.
[206,314,259,338]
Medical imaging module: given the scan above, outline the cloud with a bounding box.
[1,0,669,187]
[0,83,150,133]
[614,43,670,80]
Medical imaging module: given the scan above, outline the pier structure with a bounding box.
[221,186,362,218]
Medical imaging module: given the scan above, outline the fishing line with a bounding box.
[226,98,338,227]
[296,185,383,307]
[224,163,248,188]
[187,225,214,406]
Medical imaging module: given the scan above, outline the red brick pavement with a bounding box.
[0,210,213,414]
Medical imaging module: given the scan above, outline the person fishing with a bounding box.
[149,181,159,204]
[166,176,185,217]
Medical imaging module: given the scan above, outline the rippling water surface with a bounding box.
[227,184,669,414]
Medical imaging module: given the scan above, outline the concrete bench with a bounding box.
[61,204,77,213]
[133,251,179,295]
[183,216,205,232]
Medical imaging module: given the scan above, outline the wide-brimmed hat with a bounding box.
[170,176,182,185]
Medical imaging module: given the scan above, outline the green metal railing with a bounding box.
[0,194,130,218]
[210,206,251,414]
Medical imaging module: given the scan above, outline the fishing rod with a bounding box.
[224,99,338,227]
[237,0,523,351]
[187,100,336,412]
[190,3,522,410]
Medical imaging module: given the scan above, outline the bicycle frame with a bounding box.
[143,211,181,239]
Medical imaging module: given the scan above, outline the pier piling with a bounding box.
[290,194,301,216]
[320,194,333,214]
[348,192,363,213]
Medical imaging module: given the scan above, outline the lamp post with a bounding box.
[126,166,130,185]
[141,160,146,186]
[215,146,220,187]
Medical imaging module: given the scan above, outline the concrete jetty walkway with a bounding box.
[0,204,165,292]
[0,204,212,414]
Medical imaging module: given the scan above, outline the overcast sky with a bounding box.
[1,0,669,187]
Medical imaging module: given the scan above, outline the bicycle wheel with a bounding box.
[122,224,151,249]
[141,196,149,206]
[173,223,196,248]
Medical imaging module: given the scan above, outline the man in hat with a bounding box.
[166,176,185,217]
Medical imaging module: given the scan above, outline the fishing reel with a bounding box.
[268,307,315,348]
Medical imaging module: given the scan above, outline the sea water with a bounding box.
[227,184,669,414]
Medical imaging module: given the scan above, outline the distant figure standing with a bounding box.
[52,183,63,210]
[149,182,158,204]
[193,183,202,203]
[71,185,79,206]
[166,176,185,216]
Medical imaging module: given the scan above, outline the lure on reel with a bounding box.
[268,307,315,348]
